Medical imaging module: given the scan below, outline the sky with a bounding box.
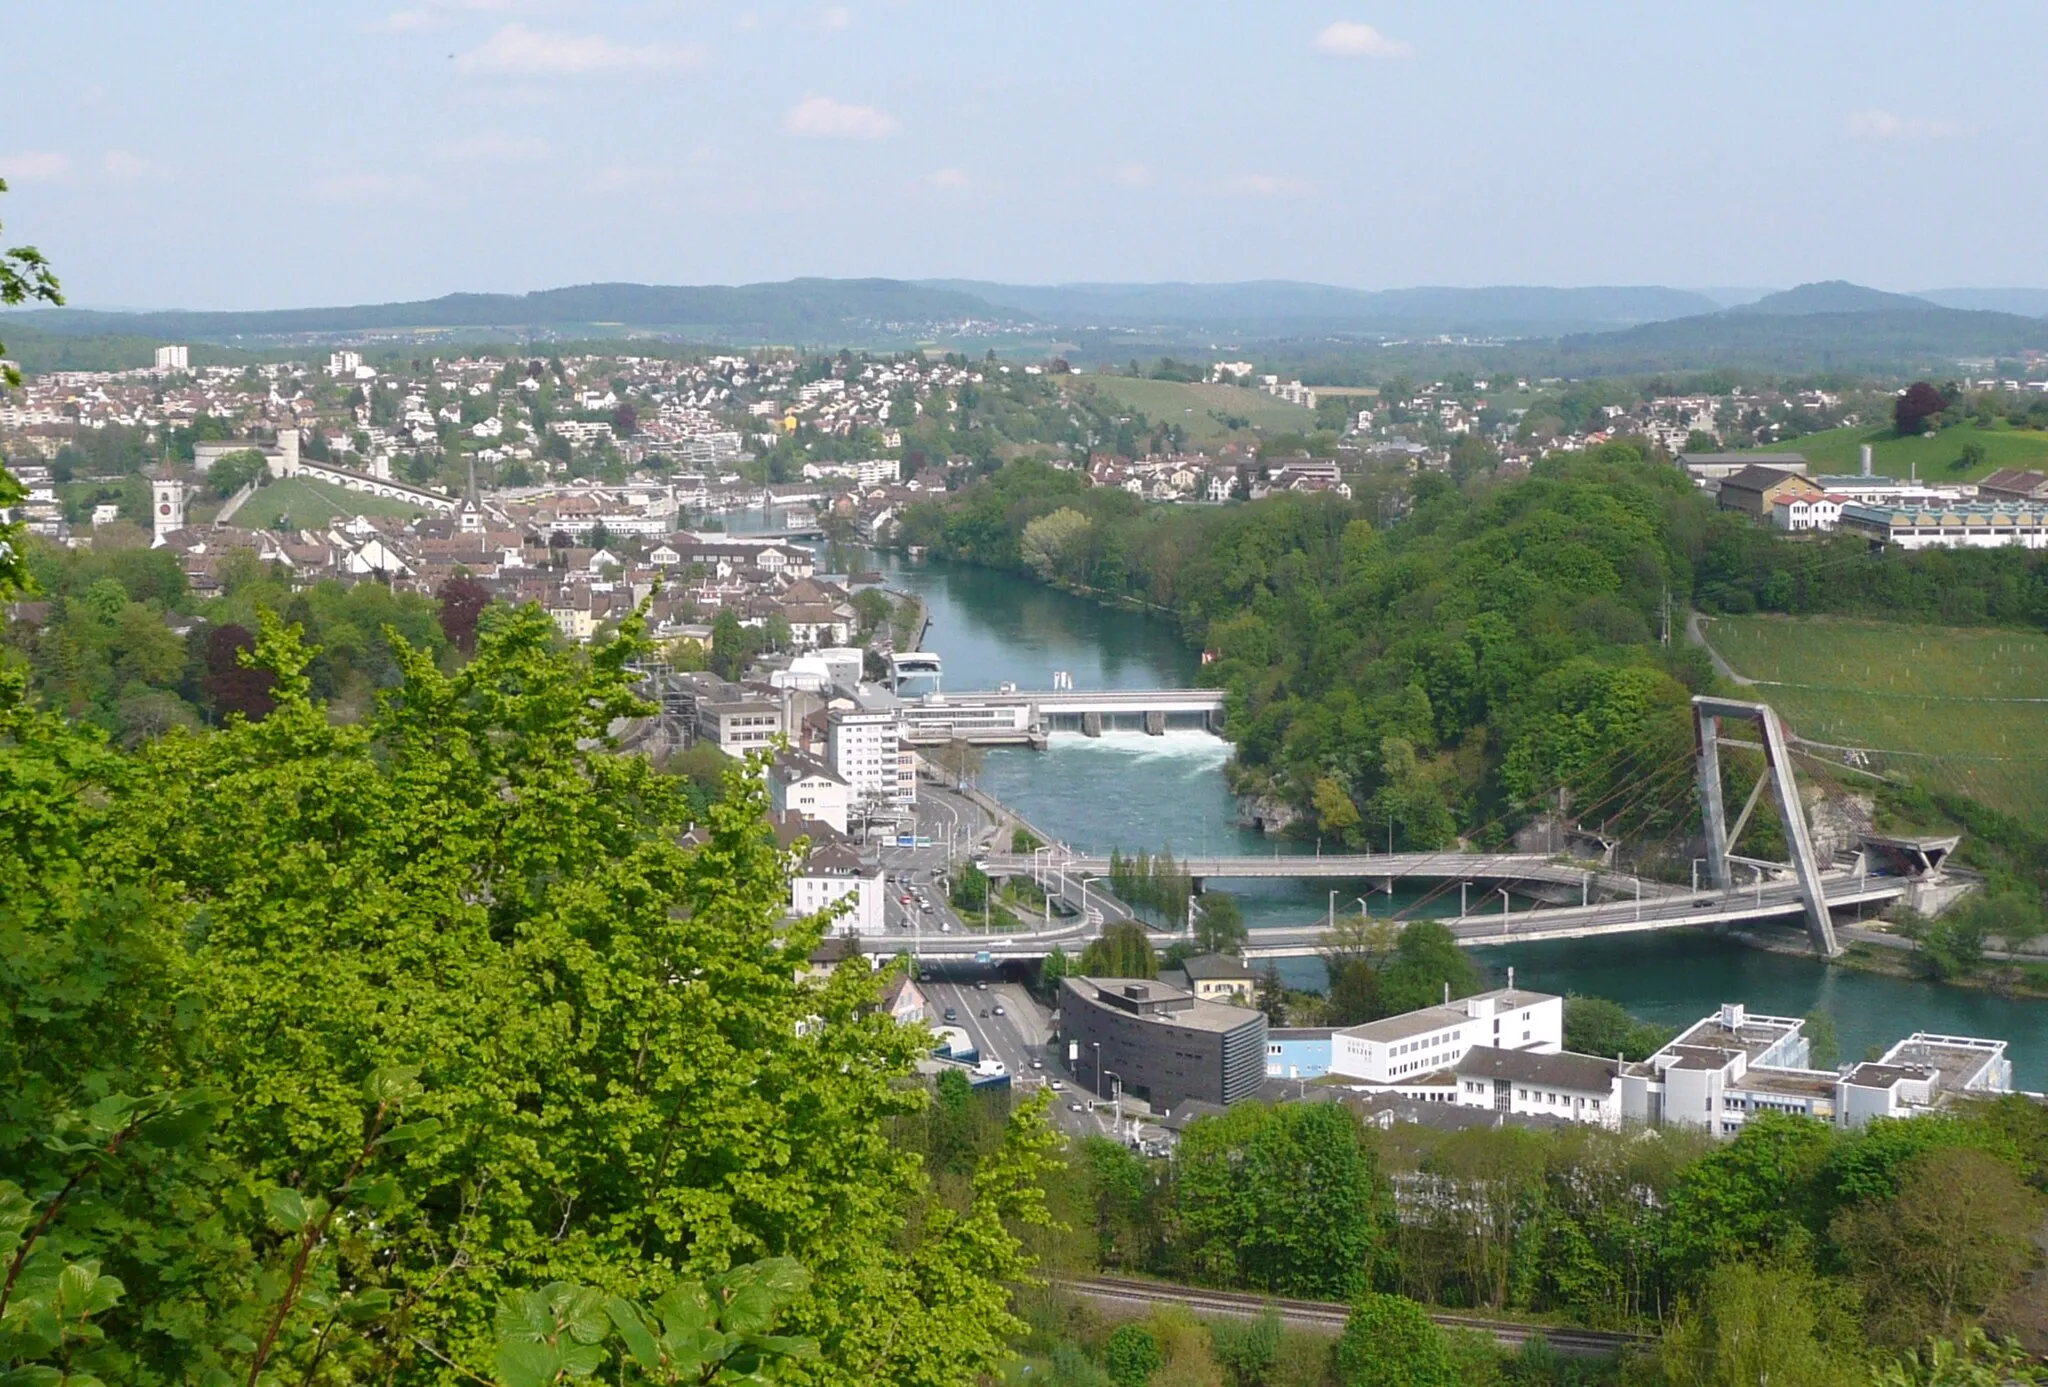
[1,1,2040,311]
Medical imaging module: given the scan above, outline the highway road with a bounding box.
[918,978,1127,1141]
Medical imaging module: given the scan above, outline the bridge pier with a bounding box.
[1082,711,1103,738]
[1143,710,1165,736]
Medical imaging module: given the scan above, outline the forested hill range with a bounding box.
[7,277,2046,371]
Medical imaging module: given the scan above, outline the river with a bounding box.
[736,512,2048,1085]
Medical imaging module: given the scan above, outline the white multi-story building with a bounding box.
[767,750,852,836]
[1329,984,1563,1085]
[790,839,885,936]
[826,704,916,809]
[153,345,189,372]
[1452,1047,1623,1128]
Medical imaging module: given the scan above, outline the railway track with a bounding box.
[1063,1276,1645,1358]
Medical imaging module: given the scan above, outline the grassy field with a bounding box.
[1074,376,1315,441]
[1741,421,2048,483]
[232,476,431,529]
[1702,614,2048,822]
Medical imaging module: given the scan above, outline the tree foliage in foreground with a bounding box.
[0,593,1055,1386]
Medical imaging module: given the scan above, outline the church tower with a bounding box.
[151,462,186,548]
[457,454,484,533]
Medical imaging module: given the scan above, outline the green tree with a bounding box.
[3,600,1059,1386]
[1831,1146,2043,1349]
[1019,507,1092,582]
[1333,1292,1454,1387]
[1563,995,1674,1061]
[1079,921,1157,979]
[1192,891,1247,956]
[1104,1324,1161,1387]
[1653,1262,1863,1387]
[1174,1102,1392,1299]
[1661,1113,1836,1280]
[207,447,268,499]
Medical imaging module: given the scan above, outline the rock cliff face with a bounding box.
[1805,789,1875,863]
[1238,794,1300,835]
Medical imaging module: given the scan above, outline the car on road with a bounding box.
[1030,1059,1043,1070]
[978,1009,989,1018]
[1067,1103,1082,1113]
[939,921,952,933]
[992,1005,1005,1016]
[1694,899,1714,909]
[974,981,987,991]
[942,1007,958,1022]
[1048,1080,1064,1091]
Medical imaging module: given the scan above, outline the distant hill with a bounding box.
[4,279,1012,346]
[1731,280,1942,316]
[1915,287,2048,317]
[1548,280,2048,373]
[922,279,1721,334]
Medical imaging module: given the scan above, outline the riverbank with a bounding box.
[1723,923,2048,1001]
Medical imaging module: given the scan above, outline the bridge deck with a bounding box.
[895,873,1906,962]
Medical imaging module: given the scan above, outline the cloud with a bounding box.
[1846,108,1959,140]
[1217,172,1313,198]
[782,94,897,139]
[379,9,439,32]
[456,22,705,75]
[101,150,165,183]
[815,5,852,30]
[1106,160,1153,188]
[1313,20,1412,58]
[0,151,72,183]
[434,134,550,161]
[305,171,426,203]
[923,168,972,190]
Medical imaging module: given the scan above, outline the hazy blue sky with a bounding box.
[2,2,2038,309]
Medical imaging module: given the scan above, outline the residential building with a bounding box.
[775,813,885,936]
[827,703,915,809]
[766,749,852,835]
[153,345,189,372]
[698,690,784,756]
[1158,953,1256,1004]
[878,973,928,1027]
[1059,976,1268,1110]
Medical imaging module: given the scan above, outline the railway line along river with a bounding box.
[741,512,2048,1086]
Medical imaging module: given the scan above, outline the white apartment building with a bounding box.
[826,705,916,809]
[1329,984,1563,1085]
[767,751,852,836]
[790,843,885,936]
[153,345,189,371]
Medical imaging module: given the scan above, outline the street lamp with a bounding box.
[1357,896,1371,921]
[1090,1041,1102,1098]
[1498,887,1512,925]
[1103,1071,1125,1140]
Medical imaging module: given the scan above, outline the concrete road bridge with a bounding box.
[979,849,1675,900]
[889,868,1909,964]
